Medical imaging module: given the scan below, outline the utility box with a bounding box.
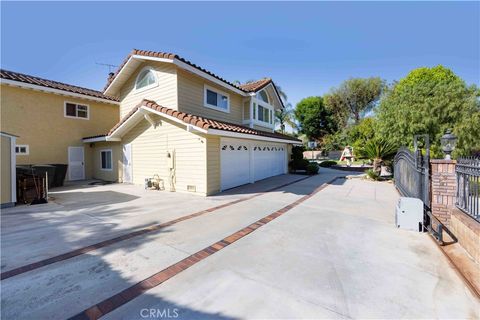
[395,197,424,232]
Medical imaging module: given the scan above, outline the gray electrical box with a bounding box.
[395,197,424,232]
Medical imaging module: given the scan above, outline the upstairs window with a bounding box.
[65,102,89,119]
[204,85,230,112]
[256,104,273,125]
[135,67,157,91]
[258,90,269,103]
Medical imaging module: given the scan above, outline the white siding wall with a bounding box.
[177,69,244,125]
[119,62,178,117]
[122,115,207,195]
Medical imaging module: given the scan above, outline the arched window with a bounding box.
[135,67,157,90]
[258,90,269,103]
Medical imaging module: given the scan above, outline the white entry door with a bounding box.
[220,139,251,190]
[123,143,132,183]
[68,146,85,181]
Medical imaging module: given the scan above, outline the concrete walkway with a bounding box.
[103,177,479,319]
[1,169,479,319]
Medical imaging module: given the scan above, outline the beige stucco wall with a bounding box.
[91,141,122,182]
[0,85,119,180]
[118,62,178,118]
[1,135,12,205]
[121,115,208,195]
[176,68,244,125]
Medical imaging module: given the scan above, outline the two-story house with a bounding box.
[0,69,119,182]
[1,49,300,198]
[83,49,300,195]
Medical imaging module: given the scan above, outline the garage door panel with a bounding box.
[220,141,250,190]
[253,143,286,182]
[221,139,287,191]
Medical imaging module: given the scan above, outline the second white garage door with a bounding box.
[220,138,287,190]
[253,143,286,181]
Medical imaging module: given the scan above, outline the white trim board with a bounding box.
[208,129,301,145]
[0,79,119,105]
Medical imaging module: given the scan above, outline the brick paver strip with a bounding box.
[69,176,344,320]
[1,176,312,280]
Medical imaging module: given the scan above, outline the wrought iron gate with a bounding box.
[393,135,430,207]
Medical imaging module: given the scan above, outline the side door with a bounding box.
[68,146,85,181]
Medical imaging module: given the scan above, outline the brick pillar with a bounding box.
[430,159,457,226]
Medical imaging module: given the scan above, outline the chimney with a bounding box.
[108,72,115,81]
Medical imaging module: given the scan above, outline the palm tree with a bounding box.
[275,103,297,134]
[274,85,288,105]
[358,138,397,173]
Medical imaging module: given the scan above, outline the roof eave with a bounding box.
[1,79,119,105]
[207,129,301,144]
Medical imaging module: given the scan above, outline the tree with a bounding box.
[324,77,385,124]
[376,65,480,157]
[294,96,338,140]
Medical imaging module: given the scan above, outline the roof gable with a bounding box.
[104,49,247,97]
[103,49,284,107]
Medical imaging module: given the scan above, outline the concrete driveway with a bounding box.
[1,169,478,319]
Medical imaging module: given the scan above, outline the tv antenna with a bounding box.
[96,62,118,73]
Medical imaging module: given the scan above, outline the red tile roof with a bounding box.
[238,78,273,92]
[104,49,280,97]
[0,69,119,102]
[104,49,247,93]
[107,99,300,142]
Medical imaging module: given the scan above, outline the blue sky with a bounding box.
[1,1,479,108]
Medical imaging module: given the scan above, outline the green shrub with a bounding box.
[319,160,338,167]
[290,158,309,171]
[366,169,380,181]
[306,162,320,175]
[289,145,310,171]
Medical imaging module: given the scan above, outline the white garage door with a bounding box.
[221,138,287,191]
[220,139,251,190]
[253,143,286,181]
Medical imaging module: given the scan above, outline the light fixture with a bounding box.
[440,129,457,160]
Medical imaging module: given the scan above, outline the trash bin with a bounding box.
[50,164,68,187]
[31,165,56,188]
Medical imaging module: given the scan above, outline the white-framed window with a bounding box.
[135,67,158,92]
[65,102,89,119]
[256,104,274,125]
[204,85,230,113]
[100,149,113,171]
[15,145,29,155]
[258,90,269,104]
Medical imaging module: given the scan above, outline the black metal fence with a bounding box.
[393,135,430,207]
[456,157,480,221]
